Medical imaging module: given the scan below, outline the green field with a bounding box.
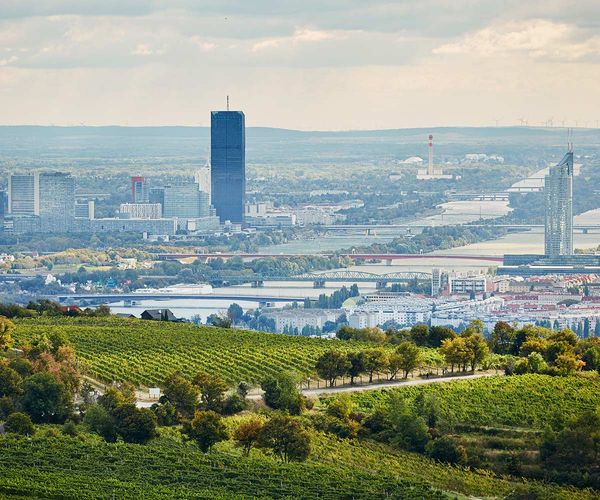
[0,428,594,500]
[0,432,443,500]
[346,374,600,429]
[13,316,411,386]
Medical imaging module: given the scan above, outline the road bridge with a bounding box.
[157,252,505,262]
[173,270,431,289]
[56,293,306,305]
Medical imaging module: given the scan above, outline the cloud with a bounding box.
[433,19,600,61]
[251,28,339,52]
[1,1,600,127]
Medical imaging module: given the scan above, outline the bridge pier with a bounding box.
[385,259,392,266]
[375,281,388,290]
[251,280,264,288]
[313,280,326,289]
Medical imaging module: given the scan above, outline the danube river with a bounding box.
[112,202,600,321]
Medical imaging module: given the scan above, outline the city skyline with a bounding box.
[1,1,600,129]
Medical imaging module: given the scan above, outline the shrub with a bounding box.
[4,412,35,436]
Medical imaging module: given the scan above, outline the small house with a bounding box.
[140,309,178,322]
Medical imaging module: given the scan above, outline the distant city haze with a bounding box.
[1,1,600,129]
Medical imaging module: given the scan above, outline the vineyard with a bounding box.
[12,316,419,386]
[347,374,600,429]
[0,428,595,499]
[0,433,445,500]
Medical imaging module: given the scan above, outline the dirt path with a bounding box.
[246,371,502,400]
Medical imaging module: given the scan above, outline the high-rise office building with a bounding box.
[75,199,95,220]
[194,165,211,203]
[211,110,245,223]
[148,187,165,207]
[544,151,573,258]
[131,176,146,203]
[8,174,37,216]
[38,172,75,229]
[163,183,211,219]
[0,190,7,227]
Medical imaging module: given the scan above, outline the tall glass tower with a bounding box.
[8,174,37,216]
[38,172,75,231]
[210,110,245,223]
[544,151,573,258]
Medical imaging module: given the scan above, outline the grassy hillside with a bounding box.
[0,432,442,500]
[13,316,400,386]
[0,428,594,500]
[346,374,600,429]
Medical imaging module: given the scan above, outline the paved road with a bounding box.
[246,371,502,400]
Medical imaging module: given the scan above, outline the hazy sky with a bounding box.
[1,0,600,129]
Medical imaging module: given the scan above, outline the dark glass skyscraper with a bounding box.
[210,110,245,223]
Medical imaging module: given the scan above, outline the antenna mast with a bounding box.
[227,95,230,111]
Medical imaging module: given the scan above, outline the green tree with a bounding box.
[233,418,264,456]
[4,412,35,436]
[151,401,179,426]
[540,409,600,470]
[387,351,403,380]
[555,353,584,375]
[315,350,351,387]
[326,394,354,420]
[489,321,515,354]
[258,414,311,462]
[426,436,467,465]
[84,404,118,442]
[410,324,429,346]
[261,372,304,415]
[345,352,365,385]
[386,395,430,452]
[362,348,389,383]
[183,410,228,453]
[227,303,244,325]
[526,352,548,374]
[97,385,136,414]
[395,341,422,379]
[113,404,157,444]
[440,337,470,372]
[162,372,199,418]
[0,396,15,419]
[0,316,15,351]
[428,326,456,348]
[579,342,600,371]
[0,365,22,398]
[464,334,489,372]
[9,357,33,378]
[193,371,229,412]
[20,372,72,423]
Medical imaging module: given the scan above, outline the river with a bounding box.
[112,201,600,321]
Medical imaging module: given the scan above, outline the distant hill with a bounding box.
[0,125,597,168]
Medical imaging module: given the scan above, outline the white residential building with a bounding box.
[119,203,162,219]
[261,309,342,333]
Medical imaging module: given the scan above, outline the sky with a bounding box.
[1,0,600,130]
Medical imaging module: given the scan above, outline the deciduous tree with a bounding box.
[394,341,422,379]
[315,350,351,387]
[183,410,228,453]
[161,372,198,418]
[233,418,264,456]
[362,348,389,383]
[258,414,311,462]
